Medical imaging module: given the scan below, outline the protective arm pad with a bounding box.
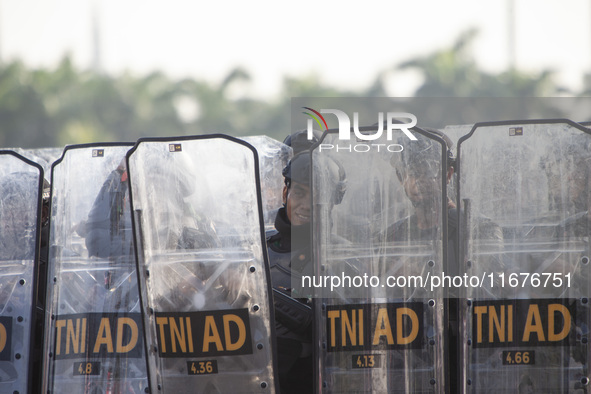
[272,288,313,335]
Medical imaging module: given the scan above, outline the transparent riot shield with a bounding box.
[43,144,149,394]
[0,151,43,393]
[127,135,278,393]
[310,127,447,393]
[241,136,292,232]
[457,120,591,393]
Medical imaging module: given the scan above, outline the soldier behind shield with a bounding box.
[525,135,591,289]
[386,128,457,271]
[386,129,506,284]
[83,156,216,258]
[134,152,220,253]
[47,149,150,394]
[137,156,227,312]
[385,129,459,392]
[268,141,347,394]
[83,158,133,260]
[388,128,504,392]
[73,157,140,321]
[267,151,315,394]
[128,138,280,393]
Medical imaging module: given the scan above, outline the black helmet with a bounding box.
[282,151,346,205]
[282,151,311,186]
[283,129,319,155]
[390,127,454,179]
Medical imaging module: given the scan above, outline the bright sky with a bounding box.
[1,0,589,97]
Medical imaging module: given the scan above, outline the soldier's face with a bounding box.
[283,181,311,226]
[397,164,452,209]
[400,170,438,208]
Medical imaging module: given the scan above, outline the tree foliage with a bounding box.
[0,30,583,149]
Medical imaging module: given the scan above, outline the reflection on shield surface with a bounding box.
[311,127,447,393]
[128,136,278,393]
[0,151,43,393]
[43,144,149,394]
[241,136,292,233]
[458,120,591,393]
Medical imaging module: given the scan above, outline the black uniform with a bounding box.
[84,168,132,259]
[267,206,313,394]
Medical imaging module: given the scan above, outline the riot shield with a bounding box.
[127,135,278,393]
[7,147,63,176]
[43,144,149,394]
[310,127,447,393]
[457,120,591,393]
[241,136,292,232]
[0,151,43,393]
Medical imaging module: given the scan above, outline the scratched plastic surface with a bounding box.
[0,153,42,393]
[44,145,149,394]
[241,136,291,233]
[312,130,446,393]
[458,121,591,393]
[128,137,277,393]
